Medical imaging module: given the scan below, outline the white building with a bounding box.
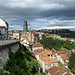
[0,18,8,40]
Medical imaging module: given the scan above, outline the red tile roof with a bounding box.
[44,57,58,65]
[33,42,43,47]
[13,30,19,33]
[56,50,67,54]
[56,50,72,55]
[65,72,72,75]
[38,50,54,57]
[59,54,69,60]
[31,30,38,35]
[48,66,65,75]
[38,50,58,65]
[34,49,45,54]
[56,50,72,59]
[48,66,72,75]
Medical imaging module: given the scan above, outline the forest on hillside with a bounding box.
[0,45,43,75]
[39,37,75,51]
[69,53,75,74]
[38,29,75,38]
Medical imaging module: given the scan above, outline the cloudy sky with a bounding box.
[0,0,75,30]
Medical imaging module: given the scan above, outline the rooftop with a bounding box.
[38,50,58,65]
[13,30,20,33]
[59,54,69,60]
[31,30,38,35]
[38,50,54,57]
[44,57,58,65]
[56,50,72,58]
[33,42,43,47]
[48,66,72,75]
[48,66,64,75]
[34,49,45,54]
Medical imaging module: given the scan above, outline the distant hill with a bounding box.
[38,29,75,38]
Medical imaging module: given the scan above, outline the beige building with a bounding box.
[37,50,59,73]
[55,50,72,68]
[13,30,20,39]
[8,30,13,39]
[21,21,41,46]
[34,49,45,60]
[32,42,43,52]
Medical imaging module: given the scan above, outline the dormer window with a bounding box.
[48,55,50,56]
[66,59,69,62]
[50,55,55,58]
[48,55,53,58]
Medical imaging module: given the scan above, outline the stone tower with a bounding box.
[23,21,28,32]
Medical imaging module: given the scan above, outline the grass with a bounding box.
[61,46,69,51]
[58,62,67,70]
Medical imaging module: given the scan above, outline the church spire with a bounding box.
[23,21,28,32]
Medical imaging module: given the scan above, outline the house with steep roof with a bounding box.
[31,30,39,40]
[38,50,59,73]
[34,49,45,54]
[48,66,73,75]
[13,30,20,39]
[34,49,45,61]
[55,50,72,68]
[32,42,43,52]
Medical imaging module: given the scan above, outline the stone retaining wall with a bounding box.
[0,40,20,69]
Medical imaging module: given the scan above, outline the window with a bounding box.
[48,55,50,56]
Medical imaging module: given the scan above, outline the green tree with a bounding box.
[5,44,40,75]
[35,73,44,75]
[39,37,75,51]
[0,69,10,75]
[39,37,63,51]
[69,53,75,74]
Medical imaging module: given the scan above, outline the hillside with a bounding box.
[39,37,75,51]
[38,29,75,38]
[0,45,43,75]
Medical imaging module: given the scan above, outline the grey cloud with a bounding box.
[0,0,75,30]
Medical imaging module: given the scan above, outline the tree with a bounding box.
[39,37,75,51]
[5,44,40,75]
[0,69,10,75]
[39,37,63,50]
[35,73,44,75]
[69,53,75,74]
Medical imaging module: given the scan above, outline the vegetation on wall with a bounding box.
[0,44,43,75]
[0,69,10,75]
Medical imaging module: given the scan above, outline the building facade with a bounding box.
[13,30,20,39]
[21,21,40,46]
[0,18,8,40]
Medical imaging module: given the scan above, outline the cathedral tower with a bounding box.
[23,21,28,32]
